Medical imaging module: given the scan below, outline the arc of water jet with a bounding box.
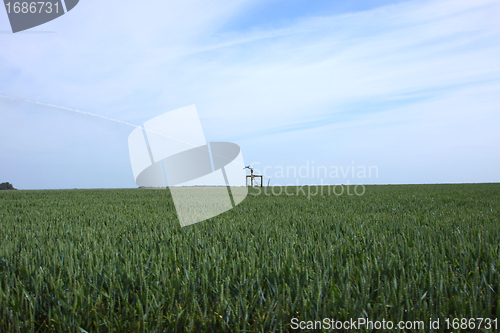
[0,94,244,168]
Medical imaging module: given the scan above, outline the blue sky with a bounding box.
[0,0,499,189]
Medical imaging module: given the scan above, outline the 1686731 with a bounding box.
[5,2,60,14]
[445,318,497,331]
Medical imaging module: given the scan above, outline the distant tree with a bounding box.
[0,182,16,190]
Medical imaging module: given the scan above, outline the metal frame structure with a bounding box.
[244,166,263,187]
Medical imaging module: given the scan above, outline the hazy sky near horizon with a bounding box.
[0,0,499,189]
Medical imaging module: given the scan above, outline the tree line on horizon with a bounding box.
[0,182,16,190]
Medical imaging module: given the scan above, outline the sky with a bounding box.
[0,0,499,189]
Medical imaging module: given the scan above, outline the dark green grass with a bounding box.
[0,184,499,332]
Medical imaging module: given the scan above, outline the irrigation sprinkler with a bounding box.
[244,165,263,187]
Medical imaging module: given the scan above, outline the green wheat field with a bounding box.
[1,184,499,332]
